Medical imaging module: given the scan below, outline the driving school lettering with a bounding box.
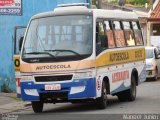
[36,65,71,70]
[135,50,143,59]
[109,49,144,63]
[96,48,145,67]
[110,52,129,62]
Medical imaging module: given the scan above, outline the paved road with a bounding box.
[5,80,160,120]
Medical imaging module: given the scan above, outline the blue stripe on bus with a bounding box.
[20,78,96,101]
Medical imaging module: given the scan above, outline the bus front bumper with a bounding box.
[20,78,96,101]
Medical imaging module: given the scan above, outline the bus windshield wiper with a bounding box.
[45,49,83,59]
[25,52,57,59]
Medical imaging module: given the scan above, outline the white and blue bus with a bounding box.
[19,4,146,113]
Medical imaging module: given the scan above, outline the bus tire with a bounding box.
[32,101,43,113]
[117,75,136,102]
[127,75,136,101]
[96,81,108,109]
[117,92,127,102]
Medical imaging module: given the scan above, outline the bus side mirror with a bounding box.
[19,36,24,51]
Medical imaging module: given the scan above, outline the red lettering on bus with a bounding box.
[112,70,129,83]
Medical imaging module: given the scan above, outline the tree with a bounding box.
[126,0,147,6]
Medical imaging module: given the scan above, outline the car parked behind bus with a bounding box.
[145,46,160,81]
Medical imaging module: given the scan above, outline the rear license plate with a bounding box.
[45,84,61,90]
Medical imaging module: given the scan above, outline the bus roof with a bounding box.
[93,9,138,20]
[32,6,138,20]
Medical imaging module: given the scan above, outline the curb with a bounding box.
[24,103,32,107]
[0,101,31,114]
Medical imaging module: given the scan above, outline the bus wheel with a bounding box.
[117,92,127,102]
[127,75,136,101]
[117,75,136,102]
[96,81,108,109]
[32,101,43,113]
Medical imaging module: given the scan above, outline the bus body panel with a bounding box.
[20,77,96,101]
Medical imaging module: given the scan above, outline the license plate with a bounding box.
[45,84,61,90]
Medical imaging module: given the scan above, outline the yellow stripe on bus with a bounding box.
[96,48,145,67]
[14,55,20,71]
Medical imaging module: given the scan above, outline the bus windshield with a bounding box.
[22,15,93,63]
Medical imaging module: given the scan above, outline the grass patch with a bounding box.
[8,96,21,101]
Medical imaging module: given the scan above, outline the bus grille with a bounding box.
[40,92,68,100]
[35,75,73,82]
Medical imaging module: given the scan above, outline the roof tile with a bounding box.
[149,2,160,21]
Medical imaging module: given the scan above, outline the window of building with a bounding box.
[152,24,160,36]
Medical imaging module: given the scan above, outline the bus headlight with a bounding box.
[21,76,33,81]
[74,71,95,79]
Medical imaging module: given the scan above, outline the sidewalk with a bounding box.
[0,92,31,114]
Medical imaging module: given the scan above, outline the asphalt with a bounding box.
[0,92,30,114]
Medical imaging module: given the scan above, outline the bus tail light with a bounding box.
[16,78,21,87]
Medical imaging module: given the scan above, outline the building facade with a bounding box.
[147,0,160,47]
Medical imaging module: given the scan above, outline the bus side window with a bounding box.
[104,21,115,48]
[113,21,126,47]
[96,22,107,55]
[123,21,135,46]
[132,21,143,45]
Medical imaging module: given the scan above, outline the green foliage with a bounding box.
[110,0,118,4]
[126,0,147,6]
[108,0,148,6]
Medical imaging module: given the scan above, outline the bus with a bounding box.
[19,4,146,113]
